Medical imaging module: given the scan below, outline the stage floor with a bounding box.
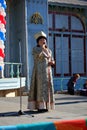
[0,94,87,126]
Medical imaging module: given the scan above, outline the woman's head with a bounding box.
[74,74,80,79]
[36,36,47,44]
[37,37,47,47]
[34,31,47,46]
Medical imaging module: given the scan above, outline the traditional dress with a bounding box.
[28,46,55,111]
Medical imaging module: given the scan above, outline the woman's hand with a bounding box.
[42,44,47,50]
[48,60,55,66]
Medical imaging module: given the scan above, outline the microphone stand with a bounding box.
[18,64,23,115]
[18,40,23,115]
[17,40,34,117]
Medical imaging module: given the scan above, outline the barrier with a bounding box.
[0,119,87,130]
[54,119,87,130]
[0,122,56,130]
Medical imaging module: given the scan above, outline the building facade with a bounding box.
[5,0,87,90]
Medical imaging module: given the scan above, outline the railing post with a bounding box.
[4,62,22,78]
[17,64,20,78]
[61,78,63,91]
[10,64,14,78]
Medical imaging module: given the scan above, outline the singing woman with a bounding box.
[27,31,55,112]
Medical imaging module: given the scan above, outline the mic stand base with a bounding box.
[18,110,34,117]
[18,110,23,115]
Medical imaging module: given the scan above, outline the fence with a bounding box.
[53,77,87,92]
[0,62,22,78]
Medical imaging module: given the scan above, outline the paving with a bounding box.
[0,94,87,126]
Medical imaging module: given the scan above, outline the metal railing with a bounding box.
[53,77,87,92]
[2,62,22,78]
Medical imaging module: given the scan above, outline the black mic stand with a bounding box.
[17,64,34,117]
[18,64,24,115]
[17,40,34,117]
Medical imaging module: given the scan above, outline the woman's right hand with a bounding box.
[42,44,47,50]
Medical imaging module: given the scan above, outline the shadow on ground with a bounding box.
[0,110,50,117]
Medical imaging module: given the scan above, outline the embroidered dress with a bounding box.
[28,46,55,110]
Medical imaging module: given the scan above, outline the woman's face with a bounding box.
[38,38,46,47]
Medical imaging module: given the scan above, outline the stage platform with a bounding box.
[0,77,26,97]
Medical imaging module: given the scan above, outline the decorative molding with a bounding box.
[30,12,43,24]
[48,5,86,26]
[48,5,84,15]
[27,0,46,4]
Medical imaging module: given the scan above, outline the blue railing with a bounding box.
[53,77,87,92]
[2,62,22,78]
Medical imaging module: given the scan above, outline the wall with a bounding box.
[26,0,48,88]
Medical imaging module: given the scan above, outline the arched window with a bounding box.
[48,12,86,76]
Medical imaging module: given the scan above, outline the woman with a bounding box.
[67,74,80,95]
[28,31,55,112]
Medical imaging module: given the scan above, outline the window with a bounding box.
[48,12,86,76]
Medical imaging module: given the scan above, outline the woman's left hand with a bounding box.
[48,61,55,66]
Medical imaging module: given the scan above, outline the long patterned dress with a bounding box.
[27,46,55,110]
